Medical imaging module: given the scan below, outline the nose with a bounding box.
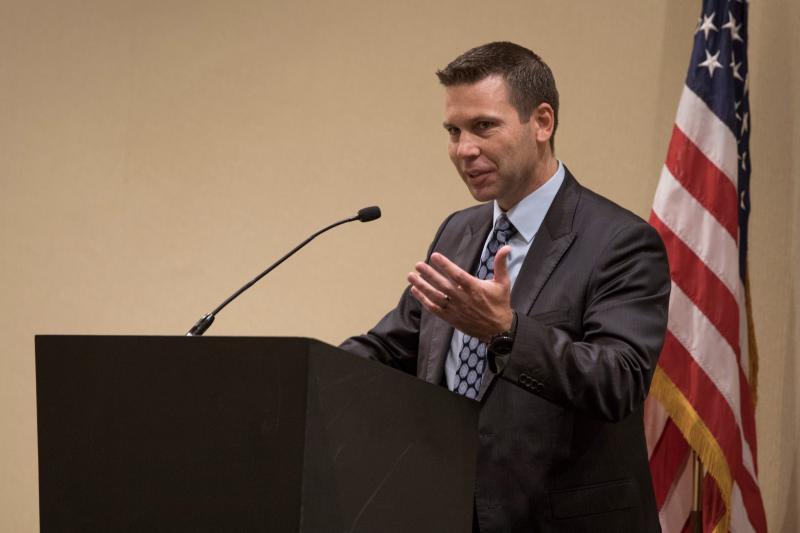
[454,133,480,159]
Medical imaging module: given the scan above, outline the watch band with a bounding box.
[488,311,518,373]
[489,311,518,347]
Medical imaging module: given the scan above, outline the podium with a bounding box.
[35,336,479,532]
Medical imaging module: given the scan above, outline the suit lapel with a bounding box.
[424,208,493,385]
[509,227,576,313]
[477,170,581,401]
[512,170,581,312]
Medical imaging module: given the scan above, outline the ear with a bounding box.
[531,103,555,144]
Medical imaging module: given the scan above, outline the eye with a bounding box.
[446,126,460,137]
[476,121,494,131]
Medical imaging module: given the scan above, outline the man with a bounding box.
[341,42,669,532]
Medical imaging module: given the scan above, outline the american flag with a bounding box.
[644,0,767,532]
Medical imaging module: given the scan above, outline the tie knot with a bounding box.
[493,214,516,243]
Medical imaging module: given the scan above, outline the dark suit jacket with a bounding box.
[341,169,670,532]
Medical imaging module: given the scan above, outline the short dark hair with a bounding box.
[436,41,559,150]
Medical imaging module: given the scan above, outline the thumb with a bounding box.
[493,245,512,286]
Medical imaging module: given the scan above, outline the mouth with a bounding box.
[465,169,494,179]
[464,169,494,187]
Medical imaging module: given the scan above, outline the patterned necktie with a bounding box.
[453,214,517,399]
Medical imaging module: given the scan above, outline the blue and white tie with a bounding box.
[453,214,517,399]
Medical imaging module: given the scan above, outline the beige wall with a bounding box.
[749,1,800,531]
[1,0,797,530]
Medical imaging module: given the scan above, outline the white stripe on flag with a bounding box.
[668,284,742,428]
[645,395,669,458]
[667,284,757,481]
[731,482,758,533]
[739,279,751,382]
[652,165,740,298]
[658,455,692,533]
[675,85,739,185]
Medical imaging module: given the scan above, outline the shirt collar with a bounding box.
[492,160,565,244]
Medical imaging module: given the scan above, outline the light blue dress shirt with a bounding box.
[444,161,566,391]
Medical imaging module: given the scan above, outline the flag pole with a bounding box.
[690,451,703,533]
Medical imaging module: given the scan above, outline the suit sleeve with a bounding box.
[338,285,422,375]
[499,222,671,422]
[338,212,458,375]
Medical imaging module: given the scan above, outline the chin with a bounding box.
[468,189,498,203]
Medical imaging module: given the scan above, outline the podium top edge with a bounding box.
[35,335,325,340]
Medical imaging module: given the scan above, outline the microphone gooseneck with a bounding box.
[186,206,382,336]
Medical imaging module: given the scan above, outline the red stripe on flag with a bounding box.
[680,514,692,533]
[735,451,769,532]
[649,419,690,509]
[739,371,759,474]
[702,473,727,532]
[650,213,740,355]
[665,125,739,241]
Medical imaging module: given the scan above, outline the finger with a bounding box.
[430,252,475,288]
[493,245,512,287]
[409,285,446,315]
[415,261,457,295]
[408,272,450,308]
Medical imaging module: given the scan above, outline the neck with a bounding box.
[533,156,559,191]
[498,155,558,211]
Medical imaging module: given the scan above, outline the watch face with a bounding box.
[489,335,514,356]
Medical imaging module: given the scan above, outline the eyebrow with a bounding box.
[442,115,500,130]
[470,115,500,123]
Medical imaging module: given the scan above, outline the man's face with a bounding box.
[443,75,543,211]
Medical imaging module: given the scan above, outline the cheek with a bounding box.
[447,145,459,165]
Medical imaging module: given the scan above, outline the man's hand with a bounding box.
[408,246,514,341]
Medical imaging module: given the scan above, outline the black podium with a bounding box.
[35,336,479,532]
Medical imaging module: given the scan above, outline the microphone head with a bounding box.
[357,206,382,222]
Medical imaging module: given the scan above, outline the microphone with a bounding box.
[186,206,382,336]
[357,206,381,222]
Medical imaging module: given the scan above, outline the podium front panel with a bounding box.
[35,336,479,532]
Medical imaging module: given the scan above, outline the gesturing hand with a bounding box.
[408,246,514,341]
